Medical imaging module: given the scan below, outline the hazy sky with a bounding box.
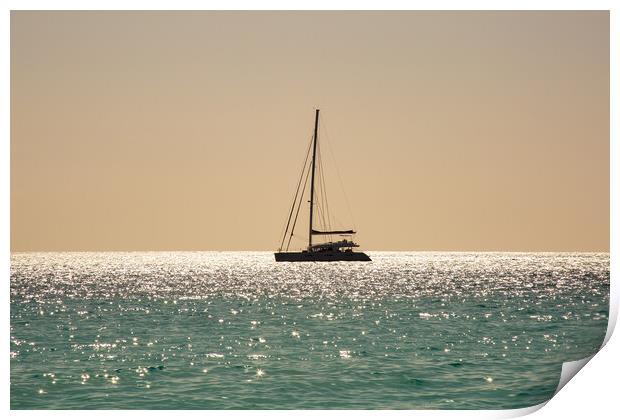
[11,11,609,251]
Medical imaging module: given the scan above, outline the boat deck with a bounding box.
[274,251,371,262]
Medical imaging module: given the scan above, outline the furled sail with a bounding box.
[311,229,356,235]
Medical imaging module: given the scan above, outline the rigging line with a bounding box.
[321,117,357,231]
[319,125,334,241]
[317,142,331,243]
[279,137,312,250]
[286,157,313,251]
[318,142,333,243]
[316,143,328,238]
[316,207,331,244]
[279,135,313,251]
[333,214,346,229]
[319,141,333,234]
[315,199,324,237]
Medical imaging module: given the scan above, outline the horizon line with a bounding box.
[10,249,610,253]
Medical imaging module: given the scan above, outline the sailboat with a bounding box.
[274,109,371,262]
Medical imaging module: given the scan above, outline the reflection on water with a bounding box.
[10,252,609,409]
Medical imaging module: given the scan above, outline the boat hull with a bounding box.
[274,251,371,262]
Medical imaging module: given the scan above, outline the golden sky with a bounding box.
[11,11,609,251]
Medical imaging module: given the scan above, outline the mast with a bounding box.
[308,109,319,249]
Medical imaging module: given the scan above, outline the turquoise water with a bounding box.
[10,252,609,409]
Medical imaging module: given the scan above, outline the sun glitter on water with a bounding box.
[9,251,610,410]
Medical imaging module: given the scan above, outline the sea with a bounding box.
[10,252,609,410]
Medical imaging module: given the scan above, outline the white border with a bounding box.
[3,1,616,419]
[0,0,618,11]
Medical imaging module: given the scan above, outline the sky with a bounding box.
[11,11,609,251]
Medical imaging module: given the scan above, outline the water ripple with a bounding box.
[10,252,609,409]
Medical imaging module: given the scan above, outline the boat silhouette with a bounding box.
[274,109,371,262]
